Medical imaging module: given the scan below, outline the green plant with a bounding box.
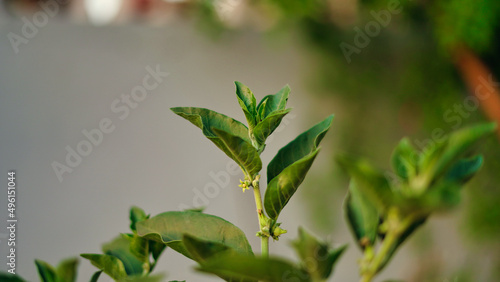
[1,82,495,282]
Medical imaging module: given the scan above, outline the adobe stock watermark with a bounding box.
[339,0,405,64]
[51,65,169,183]
[7,0,68,54]
[385,74,499,184]
[177,112,297,210]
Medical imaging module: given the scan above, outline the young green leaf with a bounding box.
[235,81,257,128]
[212,128,262,178]
[80,254,128,280]
[445,155,483,184]
[291,228,347,279]
[264,115,334,220]
[34,260,57,282]
[391,138,418,181]
[0,273,27,282]
[337,155,394,214]
[136,211,253,261]
[56,258,79,282]
[252,109,291,147]
[256,85,290,119]
[170,107,251,164]
[197,253,309,282]
[344,180,379,249]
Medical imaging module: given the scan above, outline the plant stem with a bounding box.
[252,176,269,258]
[359,209,416,282]
[360,231,399,282]
[261,236,269,258]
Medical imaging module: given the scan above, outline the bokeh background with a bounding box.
[0,0,499,281]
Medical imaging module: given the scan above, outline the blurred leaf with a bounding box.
[136,211,253,261]
[391,138,419,181]
[235,81,257,128]
[125,234,149,265]
[102,236,145,276]
[121,274,165,282]
[56,258,78,282]
[344,180,379,249]
[34,260,57,282]
[265,115,334,220]
[212,128,262,178]
[89,271,102,282]
[197,253,309,282]
[445,155,483,184]
[421,122,496,184]
[337,155,394,214]
[130,206,148,232]
[0,273,27,282]
[80,254,128,280]
[291,228,347,279]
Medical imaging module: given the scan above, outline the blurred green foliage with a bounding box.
[190,0,500,280]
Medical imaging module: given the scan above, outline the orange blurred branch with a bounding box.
[453,46,500,139]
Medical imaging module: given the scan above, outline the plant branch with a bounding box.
[359,210,417,282]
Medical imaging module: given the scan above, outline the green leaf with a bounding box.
[421,122,496,183]
[130,206,148,232]
[337,155,394,214]
[182,234,234,264]
[445,155,483,184]
[256,85,290,119]
[212,128,262,178]
[235,81,257,128]
[264,115,334,220]
[56,258,79,282]
[391,138,418,181]
[265,149,320,220]
[170,107,250,165]
[80,254,128,280]
[136,211,253,261]
[182,235,246,282]
[89,271,102,282]
[102,236,145,276]
[344,180,379,249]
[0,273,26,282]
[291,228,347,279]
[252,109,291,146]
[267,115,333,182]
[35,260,57,282]
[197,253,309,282]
